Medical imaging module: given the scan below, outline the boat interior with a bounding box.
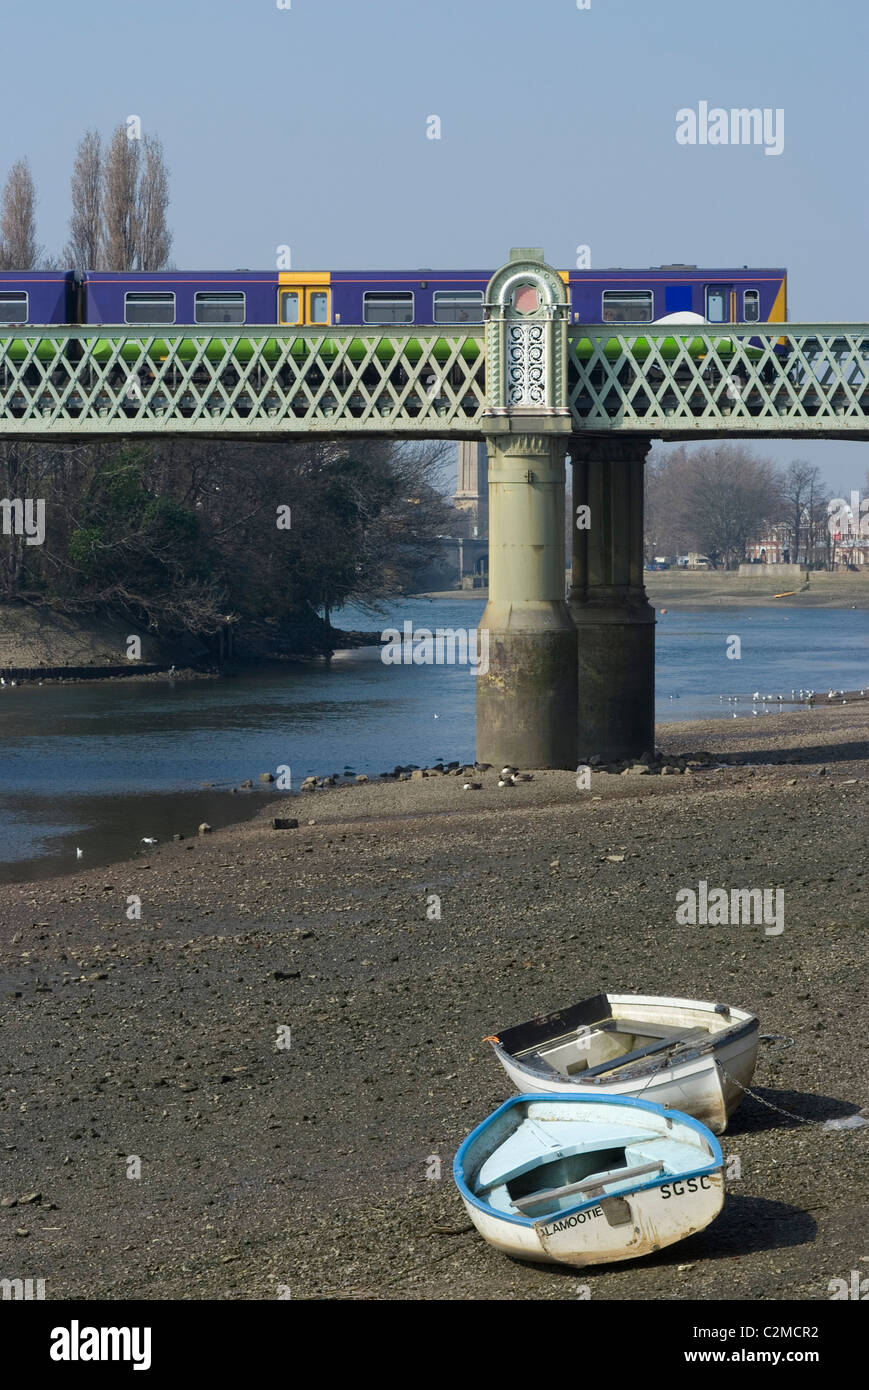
[472,1111,709,1222]
[515,1014,719,1080]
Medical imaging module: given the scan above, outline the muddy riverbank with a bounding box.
[1,707,866,1300]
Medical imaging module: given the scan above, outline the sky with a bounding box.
[3,0,868,493]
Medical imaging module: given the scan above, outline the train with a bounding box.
[0,265,787,329]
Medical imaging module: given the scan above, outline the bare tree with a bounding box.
[102,126,140,271]
[0,158,39,270]
[136,134,172,270]
[64,131,103,269]
[645,444,781,567]
[782,460,820,564]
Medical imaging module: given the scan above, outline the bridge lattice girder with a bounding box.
[1,323,869,439]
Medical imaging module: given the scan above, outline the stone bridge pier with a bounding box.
[569,436,655,762]
[475,249,655,770]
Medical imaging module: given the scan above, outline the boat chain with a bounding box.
[716,1033,835,1127]
[636,1031,837,1128]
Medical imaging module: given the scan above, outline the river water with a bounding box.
[0,599,865,883]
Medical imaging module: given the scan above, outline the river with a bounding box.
[0,599,865,883]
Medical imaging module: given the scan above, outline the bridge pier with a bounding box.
[568,436,656,761]
[476,424,577,769]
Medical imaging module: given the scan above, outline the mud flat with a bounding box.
[1,707,867,1300]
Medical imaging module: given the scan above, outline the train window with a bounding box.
[279,291,299,325]
[601,290,653,323]
[363,291,414,324]
[194,292,245,325]
[705,286,728,322]
[0,291,27,324]
[124,292,175,325]
[743,290,760,322]
[310,291,329,324]
[433,291,484,323]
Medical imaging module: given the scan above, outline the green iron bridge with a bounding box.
[3,320,869,440]
[2,251,863,769]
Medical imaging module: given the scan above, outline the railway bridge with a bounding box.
[3,248,869,768]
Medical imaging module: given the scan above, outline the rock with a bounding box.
[399,772,411,781]
[606,853,626,862]
[0,1196,17,1208]
[355,774,369,784]
[240,778,253,788]
[198,823,212,836]
[272,969,301,981]
[624,764,649,776]
[19,1192,41,1205]
[271,817,299,831]
[172,833,185,842]
[258,772,275,783]
[447,761,460,770]
[300,777,317,791]
[410,770,426,780]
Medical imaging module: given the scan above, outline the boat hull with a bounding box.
[458,1172,724,1267]
[489,994,759,1134]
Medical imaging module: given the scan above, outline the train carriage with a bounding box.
[0,264,787,328]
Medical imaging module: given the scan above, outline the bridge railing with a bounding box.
[566,322,869,436]
[2,321,869,438]
[0,325,486,437]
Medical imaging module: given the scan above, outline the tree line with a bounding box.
[0,126,171,271]
[0,435,455,658]
[644,445,853,568]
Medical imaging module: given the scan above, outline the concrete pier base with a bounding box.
[569,436,655,760]
[476,425,577,769]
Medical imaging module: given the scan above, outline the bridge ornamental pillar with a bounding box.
[568,436,655,760]
[476,250,577,770]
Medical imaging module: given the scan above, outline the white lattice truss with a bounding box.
[0,328,487,438]
[566,324,869,438]
[2,323,869,438]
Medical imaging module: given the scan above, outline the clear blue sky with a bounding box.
[3,0,867,492]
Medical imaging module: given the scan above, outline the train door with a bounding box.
[277,274,331,326]
[705,284,734,323]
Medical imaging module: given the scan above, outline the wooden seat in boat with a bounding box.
[583,1027,712,1077]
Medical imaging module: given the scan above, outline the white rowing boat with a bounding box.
[486,993,759,1134]
[454,1093,724,1267]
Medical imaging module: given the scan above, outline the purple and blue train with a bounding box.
[0,265,787,328]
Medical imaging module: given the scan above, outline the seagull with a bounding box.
[511,772,533,784]
[76,847,84,859]
[497,778,513,788]
[500,766,518,778]
[752,691,760,701]
[141,837,158,846]
[462,781,482,790]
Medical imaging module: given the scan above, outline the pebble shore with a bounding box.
[1,706,867,1300]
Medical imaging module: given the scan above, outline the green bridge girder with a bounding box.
[2,322,869,440]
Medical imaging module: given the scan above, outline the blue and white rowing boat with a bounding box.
[454,1093,723,1267]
